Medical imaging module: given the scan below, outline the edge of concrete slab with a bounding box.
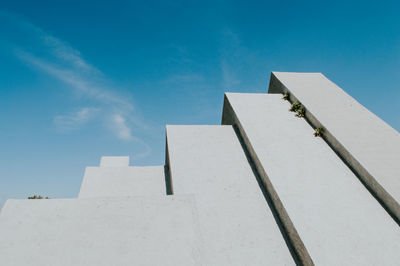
[268,72,400,225]
[221,94,314,266]
[165,124,296,265]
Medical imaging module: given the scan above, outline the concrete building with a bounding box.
[1,72,399,265]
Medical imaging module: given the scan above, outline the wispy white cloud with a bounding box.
[164,73,205,84]
[219,28,264,93]
[110,114,133,141]
[42,35,96,73]
[54,107,99,131]
[1,10,150,157]
[221,60,241,90]
[15,44,135,135]
[15,50,133,109]
[220,29,242,90]
[108,113,152,159]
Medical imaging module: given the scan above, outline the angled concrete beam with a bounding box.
[222,93,400,265]
[269,72,400,222]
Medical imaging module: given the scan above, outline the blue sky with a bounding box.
[0,0,399,206]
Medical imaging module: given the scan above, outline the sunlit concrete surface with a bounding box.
[0,197,202,266]
[2,72,398,265]
[269,72,400,221]
[79,166,165,197]
[100,156,130,167]
[223,92,400,265]
[166,125,295,266]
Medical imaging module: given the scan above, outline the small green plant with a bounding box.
[28,195,49,199]
[289,101,302,112]
[282,92,290,100]
[296,106,305,117]
[314,127,324,137]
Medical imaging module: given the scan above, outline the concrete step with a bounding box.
[269,72,400,222]
[166,125,295,266]
[79,164,166,198]
[100,156,130,167]
[222,92,400,265]
[0,196,202,266]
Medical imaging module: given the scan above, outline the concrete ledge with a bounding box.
[0,197,203,266]
[269,72,400,223]
[222,92,400,265]
[100,156,130,167]
[79,166,166,198]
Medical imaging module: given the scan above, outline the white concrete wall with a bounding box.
[269,72,400,221]
[79,166,166,197]
[0,197,203,266]
[223,93,400,265]
[166,125,295,266]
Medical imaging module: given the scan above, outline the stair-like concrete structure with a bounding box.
[269,72,400,222]
[1,72,399,265]
[166,125,294,265]
[222,93,400,265]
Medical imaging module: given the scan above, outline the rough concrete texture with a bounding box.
[79,166,166,197]
[166,125,295,266]
[269,72,400,221]
[100,156,130,167]
[0,197,202,266]
[224,93,400,265]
